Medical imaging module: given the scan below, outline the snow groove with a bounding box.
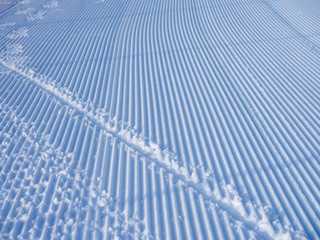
[1,0,320,239]
[0,61,284,239]
[0,60,185,175]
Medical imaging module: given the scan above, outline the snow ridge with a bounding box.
[0,0,320,239]
[0,60,280,238]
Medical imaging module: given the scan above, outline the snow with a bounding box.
[0,0,320,239]
[6,27,28,39]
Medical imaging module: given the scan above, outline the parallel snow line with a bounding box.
[196,3,320,234]
[0,74,241,238]
[161,4,294,236]
[2,0,319,238]
[261,0,319,50]
[0,1,21,18]
[0,61,288,239]
[0,103,154,240]
[13,1,315,237]
[0,61,183,172]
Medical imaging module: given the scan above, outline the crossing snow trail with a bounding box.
[0,0,319,239]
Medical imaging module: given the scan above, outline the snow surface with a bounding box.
[0,0,319,239]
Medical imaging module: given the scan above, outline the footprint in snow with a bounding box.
[0,22,15,29]
[27,10,45,21]
[15,7,35,15]
[0,22,16,36]
[43,0,58,9]
[6,28,28,39]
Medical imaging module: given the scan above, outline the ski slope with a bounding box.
[0,0,319,239]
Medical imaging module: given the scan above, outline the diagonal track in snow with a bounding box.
[0,102,155,240]
[0,61,292,239]
[1,0,320,239]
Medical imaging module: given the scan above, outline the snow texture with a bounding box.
[0,0,319,239]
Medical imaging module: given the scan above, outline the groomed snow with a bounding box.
[0,0,319,239]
